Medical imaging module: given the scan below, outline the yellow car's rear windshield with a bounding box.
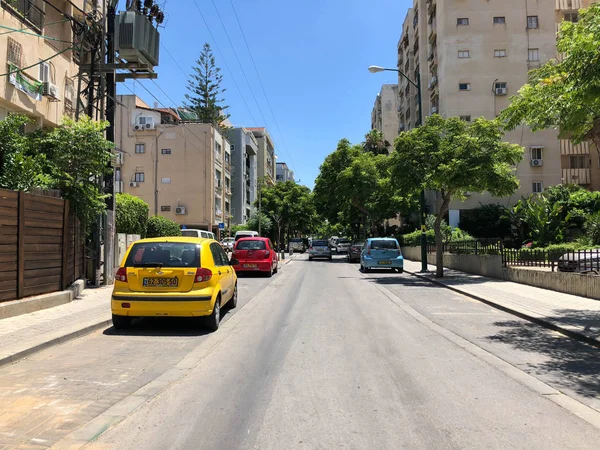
[125,242,201,268]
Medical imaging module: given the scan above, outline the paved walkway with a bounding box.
[0,287,113,367]
[403,259,600,346]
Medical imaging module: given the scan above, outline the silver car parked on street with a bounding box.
[308,239,332,261]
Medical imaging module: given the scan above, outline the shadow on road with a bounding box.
[487,313,600,398]
[103,308,238,337]
[414,269,493,287]
[361,275,441,288]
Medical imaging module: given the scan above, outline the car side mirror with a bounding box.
[229,257,239,266]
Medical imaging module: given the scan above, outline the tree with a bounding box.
[362,129,390,155]
[391,115,523,277]
[146,215,182,238]
[512,194,567,246]
[459,204,511,239]
[246,210,273,236]
[501,4,600,152]
[116,193,149,237]
[185,43,230,130]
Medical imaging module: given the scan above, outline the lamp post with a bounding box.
[368,65,428,273]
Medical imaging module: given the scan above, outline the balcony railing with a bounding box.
[1,0,45,33]
[563,168,591,185]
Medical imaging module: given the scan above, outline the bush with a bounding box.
[399,229,436,246]
[116,194,148,237]
[459,203,511,238]
[146,215,182,238]
[585,211,600,245]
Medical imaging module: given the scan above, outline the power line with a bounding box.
[227,0,297,172]
[189,0,259,126]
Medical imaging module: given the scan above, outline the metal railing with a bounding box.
[502,248,600,273]
[2,0,45,32]
[427,239,502,256]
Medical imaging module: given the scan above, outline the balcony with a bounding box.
[563,168,591,185]
[556,0,582,10]
[428,76,438,90]
[114,181,124,193]
[427,0,436,15]
[560,139,589,155]
[1,0,45,33]
[215,209,222,218]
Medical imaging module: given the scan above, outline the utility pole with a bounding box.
[103,0,118,285]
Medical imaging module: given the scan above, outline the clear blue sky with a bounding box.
[119,0,411,189]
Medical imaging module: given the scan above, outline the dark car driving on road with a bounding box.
[347,242,364,263]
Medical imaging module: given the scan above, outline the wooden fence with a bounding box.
[0,188,84,303]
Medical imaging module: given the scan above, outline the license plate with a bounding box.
[244,264,257,268]
[378,260,392,265]
[143,277,178,287]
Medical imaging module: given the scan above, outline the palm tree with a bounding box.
[362,129,390,155]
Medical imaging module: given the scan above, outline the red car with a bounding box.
[232,237,279,277]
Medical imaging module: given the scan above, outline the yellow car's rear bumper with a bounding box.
[111,293,215,317]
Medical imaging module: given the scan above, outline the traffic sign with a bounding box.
[218,222,225,229]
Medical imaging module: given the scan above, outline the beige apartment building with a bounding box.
[371,84,400,147]
[115,95,232,237]
[0,0,84,127]
[248,127,276,186]
[396,0,599,226]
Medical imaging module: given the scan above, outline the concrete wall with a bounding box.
[402,246,600,301]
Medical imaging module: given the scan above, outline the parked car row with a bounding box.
[111,235,279,332]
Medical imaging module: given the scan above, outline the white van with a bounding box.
[181,229,216,240]
[234,230,259,241]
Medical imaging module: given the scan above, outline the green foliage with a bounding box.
[314,138,415,236]
[459,204,511,238]
[246,210,273,235]
[362,129,390,155]
[501,4,600,148]
[184,43,230,130]
[146,215,182,238]
[512,193,566,246]
[391,114,523,276]
[116,194,149,237]
[230,224,249,235]
[0,115,113,232]
[585,212,600,245]
[400,229,436,246]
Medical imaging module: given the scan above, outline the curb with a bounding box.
[0,317,112,368]
[405,269,600,350]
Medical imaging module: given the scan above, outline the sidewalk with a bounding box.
[403,259,600,347]
[0,287,112,367]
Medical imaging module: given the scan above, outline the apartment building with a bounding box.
[248,127,276,186]
[396,0,597,226]
[370,84,400,147]
[0,0,84,127]
[115,95,232,237]
[276,162,295,183]
[230,127,258,225]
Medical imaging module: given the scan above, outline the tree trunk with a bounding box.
[434,194,452,278]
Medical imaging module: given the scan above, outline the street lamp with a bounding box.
[368,65,428,273]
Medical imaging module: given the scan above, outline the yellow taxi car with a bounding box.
[111,237,239,331]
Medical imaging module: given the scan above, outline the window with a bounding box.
[225,177,230,189]
[134,172,145,183]
[457,18,469,26]
[494,49,507,58]
[459,83,471,91]
[7,38,23,68]
[225,201,230,213]
[215,141,222,154]
[493,16,505,24]
[224,152,230,164]
[230,144,235,151]
[126,242,200,268]
[459,115,471,122]
[215,169,222,188]
[161,177,171,184]
[210,242,228,266]
[495,82,507,95]
[161,206,171,212]
[530,147,543,160]
[135,143,145,154]
[528,48,540,61]
[532,182,543,193]
[527,16,539,29]
[161,148,171,155]
[39,61,50,83]
[570,155,587,169]
[458,50,470,58]
[564,12,579,23]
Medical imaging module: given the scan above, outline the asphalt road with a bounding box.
[84,254,600,450]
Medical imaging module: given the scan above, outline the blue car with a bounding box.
[360,238,404,273]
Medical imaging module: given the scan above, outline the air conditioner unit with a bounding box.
[129,181,138,187]
[42,82,59,99]
[530,159,543,167]
[495,88,507,96]
[144,123,155,130]
[175,206,186,215]
[134,125,141,130]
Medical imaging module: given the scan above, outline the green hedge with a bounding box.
[115,193,149,237]
[146,215,182,238]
